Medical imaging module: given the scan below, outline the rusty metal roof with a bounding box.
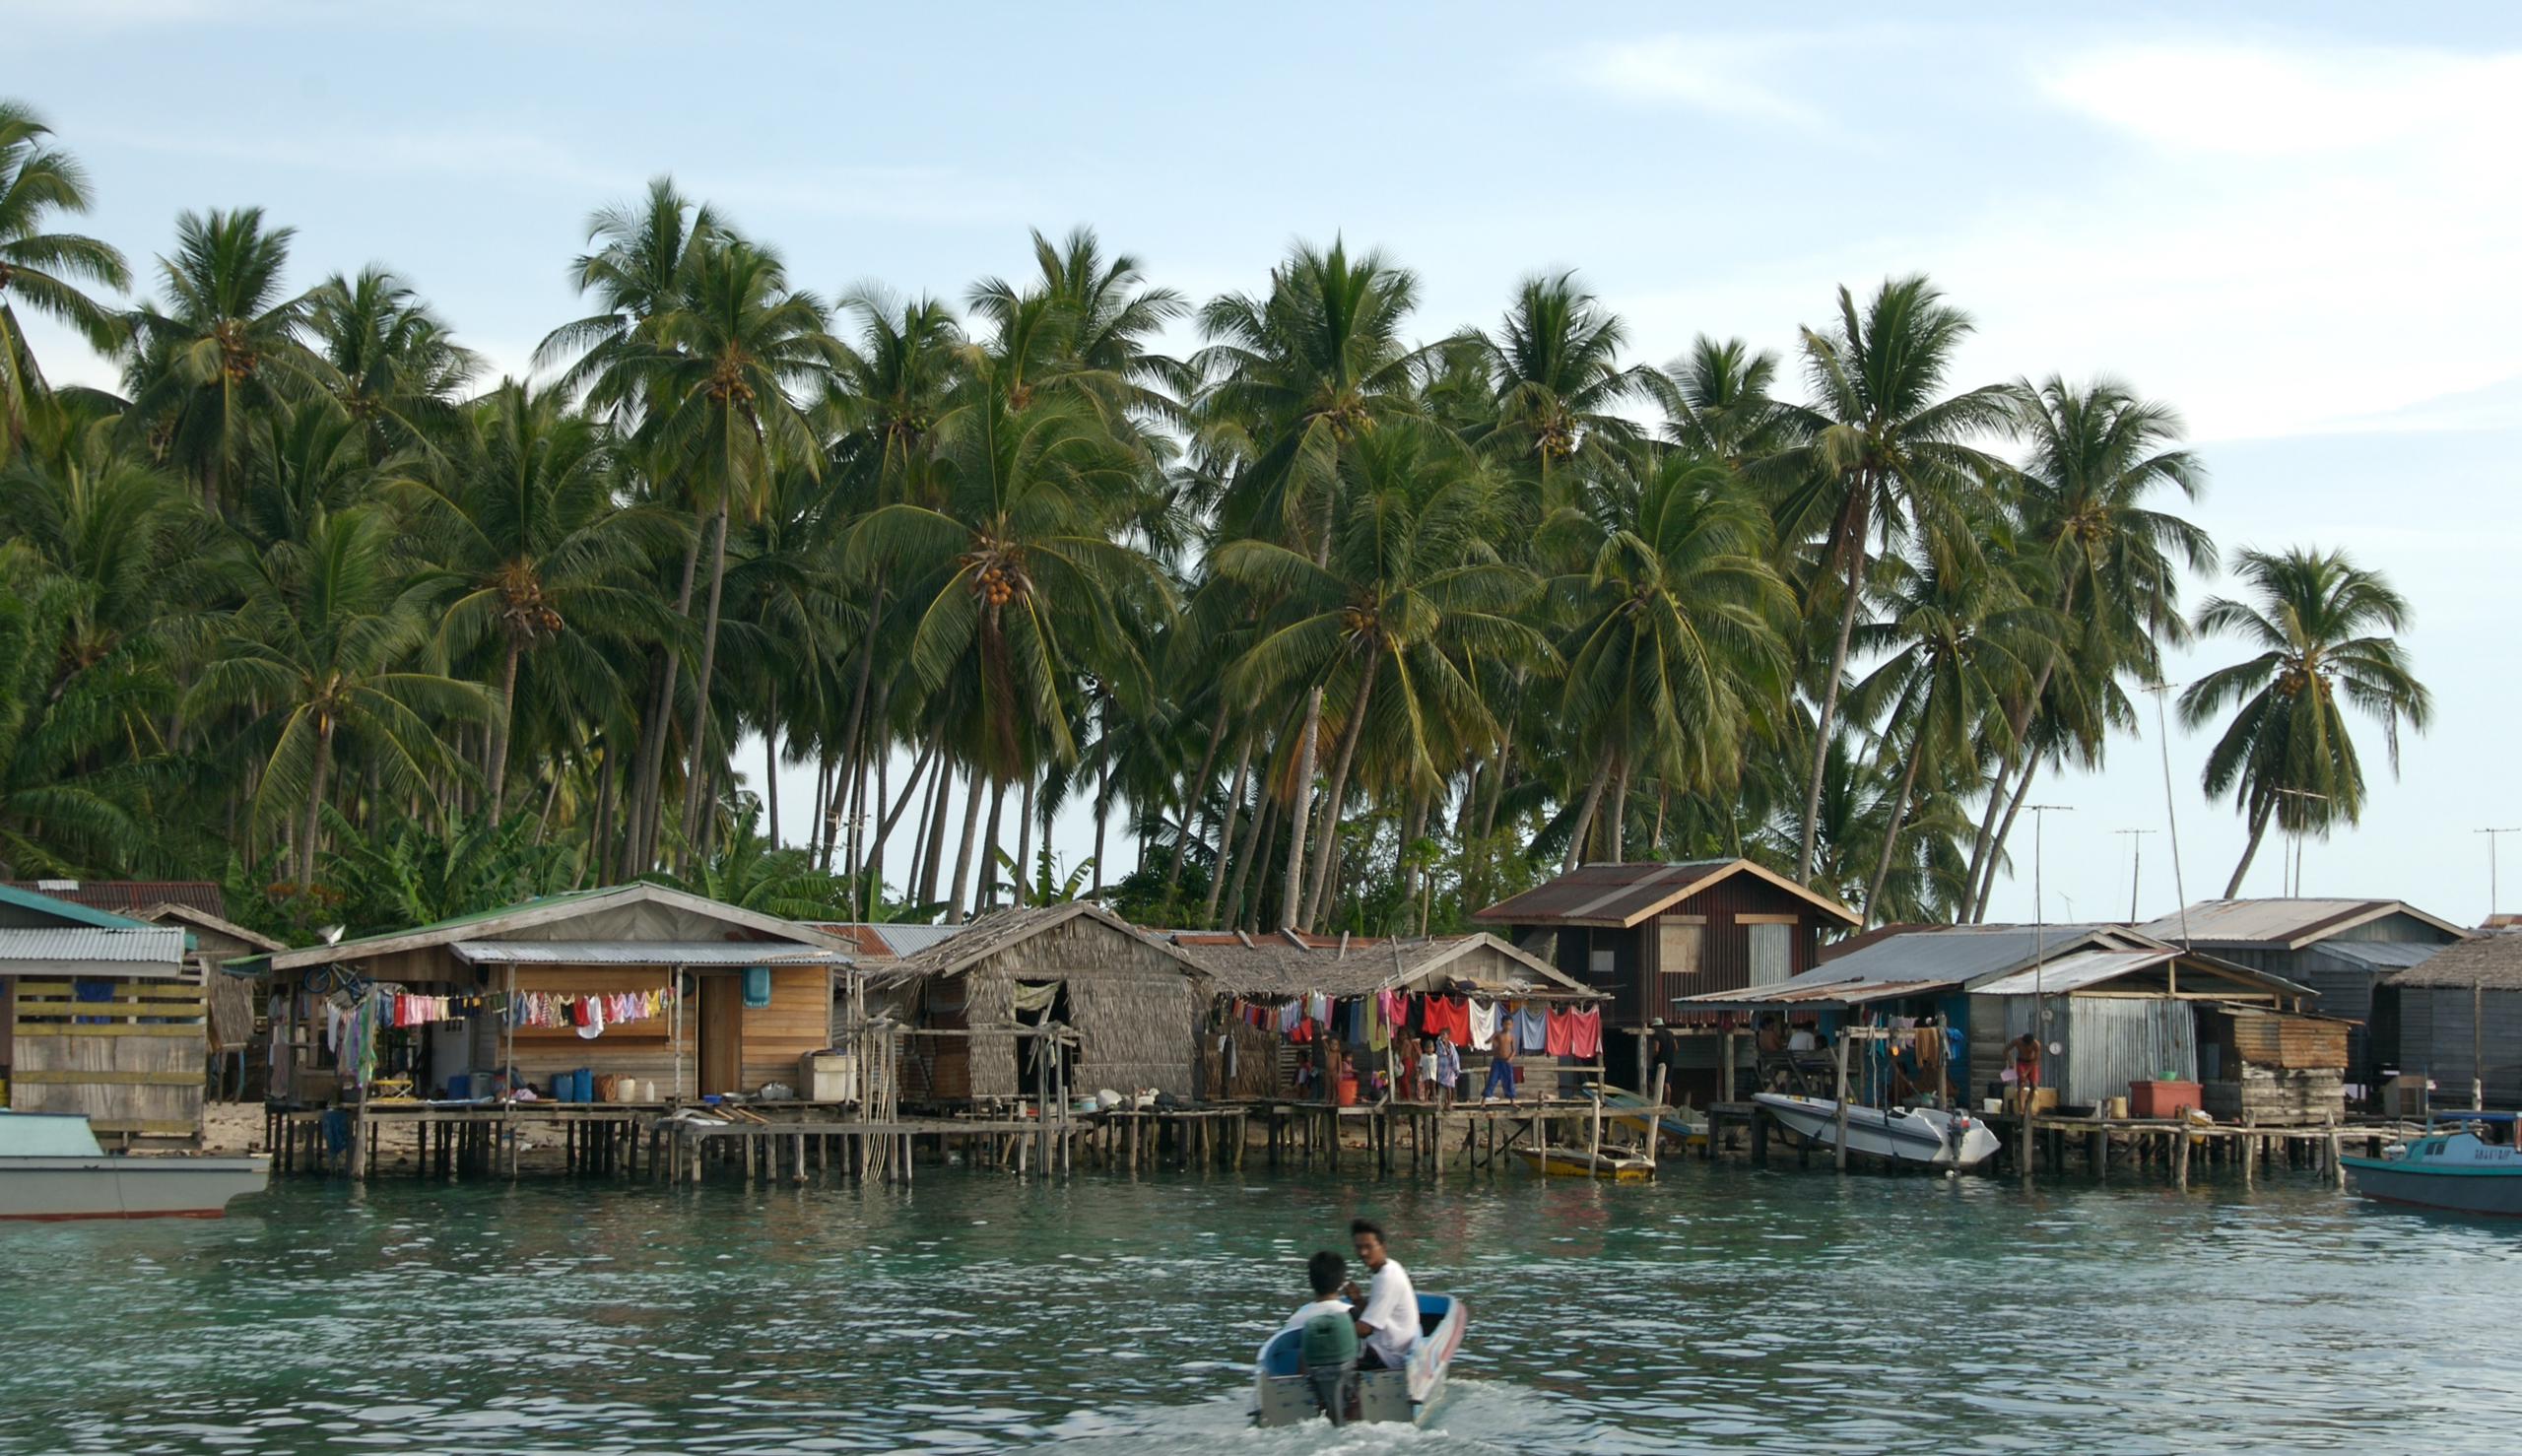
[5,880,227,916]
[2138,898,2468,950]
[1473,859,1860,929]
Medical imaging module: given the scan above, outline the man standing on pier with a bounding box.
[1345,1219,1418,1372]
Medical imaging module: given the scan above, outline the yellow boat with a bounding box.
[1514,1144,1655,1181]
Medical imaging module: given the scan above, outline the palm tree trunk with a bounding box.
[299,723,333,886]
[1203,736,1255,926]
[1960,755,2015,920]
[1563,754,1614,875]
[485,637,522,824]
[628,529,704,878]
[1164,701,1231,894]
[1302,658,1379,931]
[1972,757,2041,921]
[2226,790,2276,897]
[1092,753,1111,895]
[1228,761,1277,930]
[979,776,1008,910]
[826,632,879,868]
[1277,689,1324,931]
[1240,782,1281,928]
[1864,728,1930,925]
[1798,500,1871,881]
[918,760,953,907]
[677,497,735,865]
[763,687,781,845]
[1015,773,1036,906]
[810,750,832,869]
[1605,756,1630,864]
[947,769,985,924]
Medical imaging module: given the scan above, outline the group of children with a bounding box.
[1294,1026,1525,1108]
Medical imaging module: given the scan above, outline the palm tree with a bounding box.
[2179,547,2430,895]
[0,552,160,876]
[1767,275,2015,882]
[413,381,667,823]
[534,178,729,873]
[849,353,1168,916]
[1960,375,2213,914]
[305,266,478,461]
[184,506,493,883]
[1194,239,1424,928]
[632,238,840,851]
[534,176,726,411]
[1543,449,1792,871]
[1211,423,1546,928]
[123,208,329,512]
[1654,336,1789,469]
[1845,542,2043,922]
[1474,272,1653,496]
[0,100,130,459]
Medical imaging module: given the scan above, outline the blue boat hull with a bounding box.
[2342,1157,2522,1217]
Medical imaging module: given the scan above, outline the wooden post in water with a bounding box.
[2173,1125,2190,1189]
[1830,1034,1851,1172]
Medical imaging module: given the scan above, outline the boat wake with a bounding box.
[1036,1378,1602,1452]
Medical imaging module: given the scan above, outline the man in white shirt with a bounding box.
[1345,1219,1418,1371]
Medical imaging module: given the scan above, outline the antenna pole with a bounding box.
[2114,828,2157,922]
[2479,828,2522,921]
[2146,683,2192,950]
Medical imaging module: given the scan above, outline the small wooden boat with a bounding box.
[1599,1085,1709,1148]
[1253,1292,1467,1426]
[2343,1123,2522,1216]
[1514,1144,1655,1180]
[1753,1092,2000,1170]
[0,1111,269,1221]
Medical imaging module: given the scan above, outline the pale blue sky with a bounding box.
[18,4,2522,922]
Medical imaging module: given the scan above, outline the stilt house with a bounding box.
[1475,859,1862,1094]
[2140,897,2467,1084]
[0,884,195,1142]
[2375,931,2522,1108]
[858,902,1211,1109]
[234,883,853,1104]
[1681,923,2317,1112]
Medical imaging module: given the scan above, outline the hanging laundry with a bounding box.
[1545,1006,1574,1058]
[1567,1007,1603,1060]
[1366,997,1390,1052]
[1467,998,1497,1046]
[1517,1004,1549,1053]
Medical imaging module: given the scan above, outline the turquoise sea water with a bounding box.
[1,1163,2516,1453]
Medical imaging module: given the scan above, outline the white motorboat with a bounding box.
[1253,1293,1466,1426]
[1753,1093,2000,1170]
[0,1111,269,1221]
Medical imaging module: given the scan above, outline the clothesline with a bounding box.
[1224,989,1604,1060]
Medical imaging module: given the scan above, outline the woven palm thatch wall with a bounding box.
[964,916,1205,1097]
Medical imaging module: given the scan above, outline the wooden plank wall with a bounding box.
[10,976,207,1138]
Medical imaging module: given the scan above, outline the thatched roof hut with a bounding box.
[2376,931,2522,1106]
[861,902,1211,1105]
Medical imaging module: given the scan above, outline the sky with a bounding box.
[16,3,2522,924]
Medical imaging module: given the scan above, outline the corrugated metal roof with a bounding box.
[1809,923,2137,987]
[1676,974,1958,1009]
[0,924,186,966]
[0,883,157,931]
[814,922,969,960]
[2321,941,2446,971]
[3,881,227,916]
[451,940,847,965]
[1970,949,2178,998]
[2139,898,2466,949]
[1473,859,1860,928]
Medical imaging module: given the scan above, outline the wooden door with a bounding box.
[699,975,744,1095]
